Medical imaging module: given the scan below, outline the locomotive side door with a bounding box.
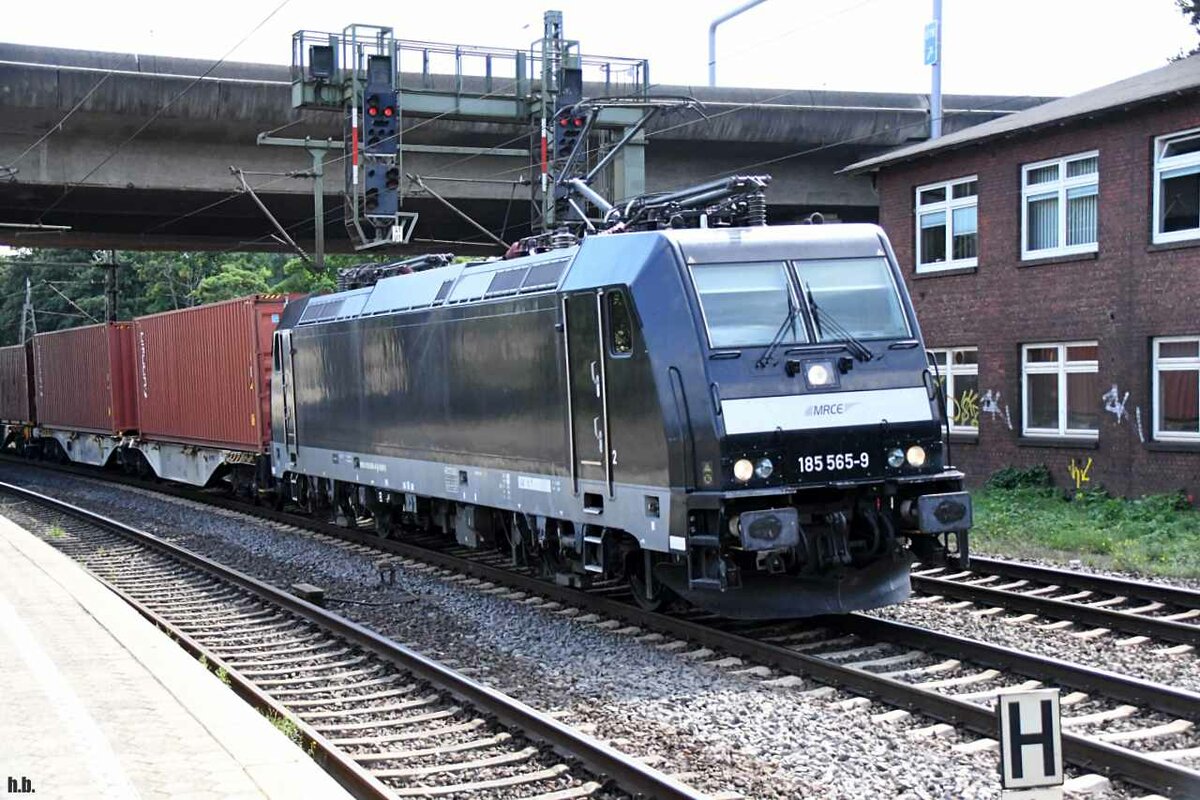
[275,329,298,460]
[563,290,612,498]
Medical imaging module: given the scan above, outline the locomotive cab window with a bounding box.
[792,257,910,341]
[690,261,805,349]
[607,290,634,356]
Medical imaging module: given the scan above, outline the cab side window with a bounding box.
[607,291,634,356]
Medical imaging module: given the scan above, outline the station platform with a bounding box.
[0,511,353,800]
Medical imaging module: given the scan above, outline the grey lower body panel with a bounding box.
[275,442,674,552]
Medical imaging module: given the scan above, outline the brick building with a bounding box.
[844,56,1200,498]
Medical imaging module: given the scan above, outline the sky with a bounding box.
[0,0,1195,98]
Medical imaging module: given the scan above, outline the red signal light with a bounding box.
[559,117,568,127]
[573,117,584,127]
[367,106,378,116]
[383,106,394,117]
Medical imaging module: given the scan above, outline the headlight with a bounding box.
[906,445,927,467]
[755,457,774,479]
[733,458,754,482]
[887,448,905,468]
[805,361,834,387]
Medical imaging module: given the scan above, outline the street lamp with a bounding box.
[708,0,770,87]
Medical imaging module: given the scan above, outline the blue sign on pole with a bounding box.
[924,21,939,66]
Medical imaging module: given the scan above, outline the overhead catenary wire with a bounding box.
[239,86,1039,259]
[433,90,1044,249]
[0,72,114,180]
[140,74,528,238]
[33,0,297,224]
[127,5,1035,255]
[425,0,912,186]
[141,5,880,243]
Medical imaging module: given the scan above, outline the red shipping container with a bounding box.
[33,323,138,434]
[133,295,287,452]
[0,343,34,423]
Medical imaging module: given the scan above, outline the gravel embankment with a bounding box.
[0,464,1138,799]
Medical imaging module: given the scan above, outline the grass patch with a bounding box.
[973,483,1200,578]
[46,525,65,539]
[265,711,302,744]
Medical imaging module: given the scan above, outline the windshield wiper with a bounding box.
[755,293,797,369]
[806,286,874,363]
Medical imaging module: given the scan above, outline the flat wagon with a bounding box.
[0,342,34,426]
[32,322,137,465]
[131,296,287,486]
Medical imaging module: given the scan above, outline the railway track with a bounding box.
[0,481,704,800]
[403,542,1200,798]
[4,458,1200,797]
[911,558,1200,649]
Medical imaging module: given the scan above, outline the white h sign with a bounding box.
[998,688,1064,799]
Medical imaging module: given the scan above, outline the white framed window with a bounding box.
[928,347,980,434]
[1152,336,1200,441]
[1021,152,1099,260]
[1021,342,1099,438]
[1153,128,1200,244]
[914,176,978,272]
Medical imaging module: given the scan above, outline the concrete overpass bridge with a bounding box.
[0,42,1052,254]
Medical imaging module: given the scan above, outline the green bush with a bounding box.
[985,464,1054,490]
[972,484,1200,577]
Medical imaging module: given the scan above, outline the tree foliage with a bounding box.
[0,248,357,345]
[1175,0,1200,59]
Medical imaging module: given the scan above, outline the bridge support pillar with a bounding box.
[611,127,645,204]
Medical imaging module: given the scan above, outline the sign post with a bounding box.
[997,688,1064,799]
[926,0,943,138]
[923,21,939,66]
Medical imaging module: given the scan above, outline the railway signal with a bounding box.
[553,113,586,163]
[286,14,655,247]
[363,55,398,156]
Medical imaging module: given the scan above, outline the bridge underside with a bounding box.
[0,182,873,254]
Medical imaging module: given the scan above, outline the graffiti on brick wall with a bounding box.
[1068,457,1094,490]
[981,389,1001,419]
[980,390,1013,429]
[1102,384,1129,423]
[974,388,1012,431]
[953,388,981,428]
[1135,406,1146,443]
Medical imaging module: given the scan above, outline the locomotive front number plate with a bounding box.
[797,451,872,474]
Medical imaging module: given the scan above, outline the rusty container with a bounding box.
[133,296,287,452]
[0,342,35,424]
[33,323,138,434]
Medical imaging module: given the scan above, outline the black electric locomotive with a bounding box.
[269,218,972,620]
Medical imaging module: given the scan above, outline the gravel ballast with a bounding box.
[0,463,1144,799]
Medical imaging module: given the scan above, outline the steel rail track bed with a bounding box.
[967,556,1200,609]
[4,459,1200,797]
[0,480,703,800]
[911,560,1200,647]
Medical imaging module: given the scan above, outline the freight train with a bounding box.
[0,223,972,619]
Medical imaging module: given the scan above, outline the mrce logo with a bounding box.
[805,401,857,417]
